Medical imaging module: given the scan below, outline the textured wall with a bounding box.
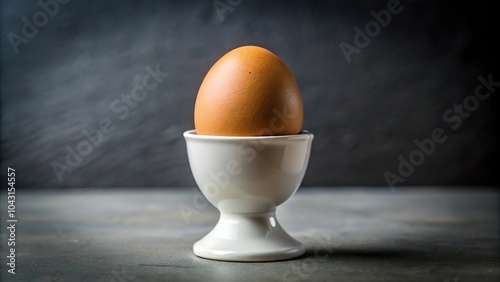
[1,0,498,188]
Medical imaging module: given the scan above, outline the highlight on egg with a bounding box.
[194,46,303,136]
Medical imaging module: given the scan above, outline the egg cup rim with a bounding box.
[183,129,313,140]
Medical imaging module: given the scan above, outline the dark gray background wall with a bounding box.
[1,0,498,188]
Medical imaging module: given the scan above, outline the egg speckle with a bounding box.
[194,46,303,136]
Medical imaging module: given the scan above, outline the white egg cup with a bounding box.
[184,130,314,262]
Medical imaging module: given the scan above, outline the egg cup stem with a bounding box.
[193,211,305,262]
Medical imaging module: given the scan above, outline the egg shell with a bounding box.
[194,46,303,136]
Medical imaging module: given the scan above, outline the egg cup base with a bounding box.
[193,211,305,262]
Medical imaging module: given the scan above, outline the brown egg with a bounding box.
[194,46,303,136]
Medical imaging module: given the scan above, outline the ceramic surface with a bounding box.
[184,130,313,261]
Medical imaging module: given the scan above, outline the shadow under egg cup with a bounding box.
[183,130,314,262]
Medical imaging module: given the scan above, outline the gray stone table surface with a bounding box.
[0,188,498,282]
